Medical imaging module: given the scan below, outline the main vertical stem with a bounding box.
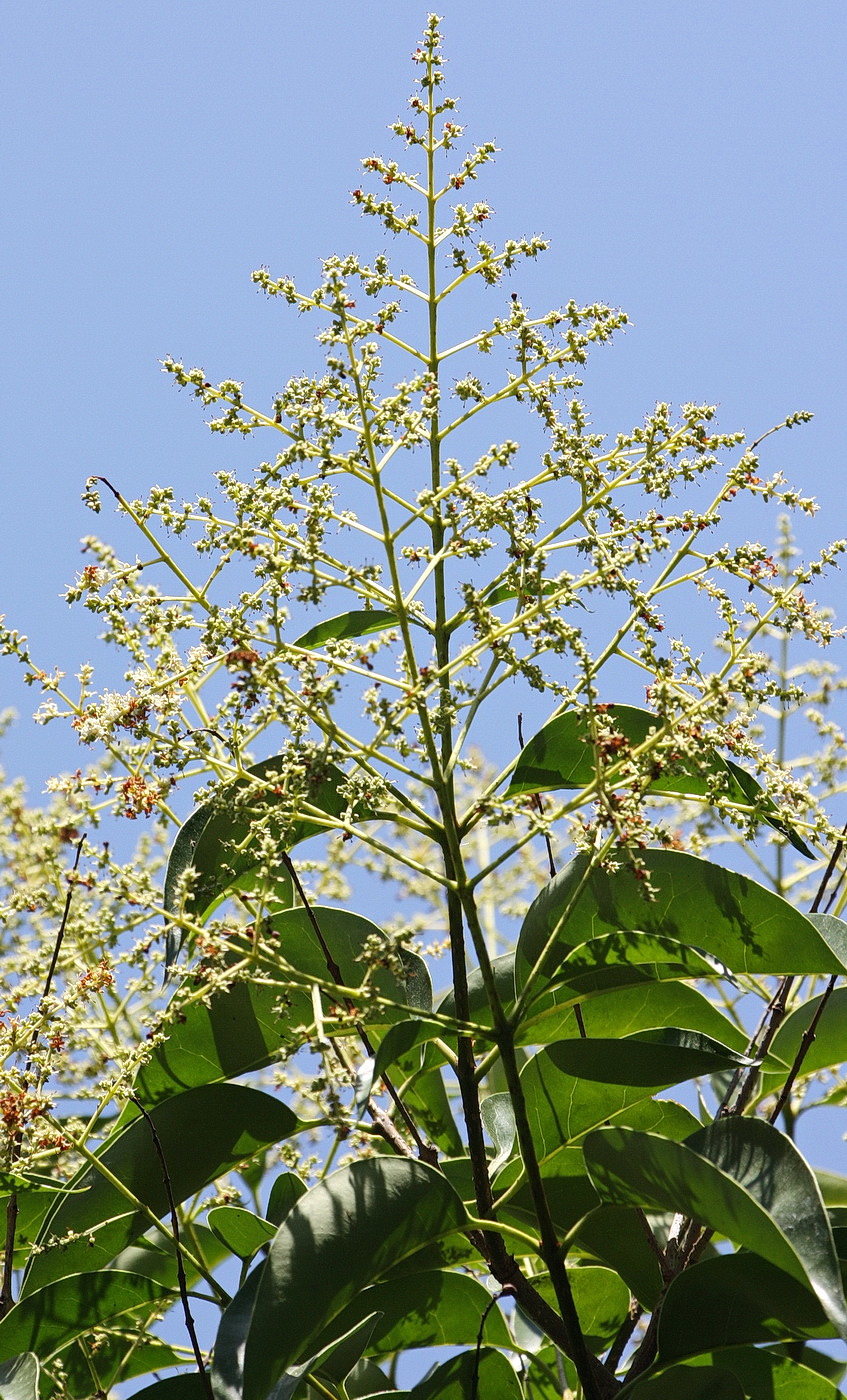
[419,53,607,1400]
[422,42,496,1246]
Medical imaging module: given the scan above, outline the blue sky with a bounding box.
[3,2,845,787]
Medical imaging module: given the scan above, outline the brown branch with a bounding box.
[130,1095,213,1400]
[605,1298,643,1374]
[769,971,839,1125]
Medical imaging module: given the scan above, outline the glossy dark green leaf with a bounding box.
[133,979,291,1107]
[506,704,728,799]
[164,756,372,956]
[409,1348,522,1400]
[437,952,516,1032]
[624,1363,745,1399]
[207,1205,276,1260]
[725,758,816,857]
[241,1158,467,1400]
[266,906,431,1029]
[536,1027,752,1087]
[575,1206,664,1309]
[211,1262,263,1400]
[516,849,847,993]
[568,1266,630,1349]
[637,1347,844,1400]
[23,1084,297,1294]
[314,1269,511,1355]
[371,1019,445,1086]
[496,1100,698,1251]
[400,1063,465,1156]
[212,1274,379,1400]
[520,1041,699,1166]
[584,1117,847,1337]
[266,1170,308,1225]
[0,1273,177,1365]
[272,1316,381,1400]
[519,978,750,1054]
[506,705,815,856]
[130,1377,208,1400]
[112,1222,229,1286]
[293,609,401,648]
[0,1355,38,1400]
[657,1254,834,1358]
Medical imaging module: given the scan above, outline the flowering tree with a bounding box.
[2,15,847,1400]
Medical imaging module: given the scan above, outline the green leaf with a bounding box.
[23,1084,297,1294]
[516,849,847,993]
[437,952,516,1032]
[506,705,815,857]
[567,1102,701,1309]
[314,1269,512,1355]
[0,1356,38,1400]
[518,978,750,1054]
[266,906,431,1029]
[520,1041,700,1167]
[763,986,847,1091]
[584,1117,847,1338]
[112,1222,229,1286]
[0,1273,178,1365]
[483,578,564,608]
[817,1171,847,1208]
[53,1337,184,1399]
[624,1363,745,1399]
[207,1205,276,1260]
[400,1063,465,1157]
[532,1027,752,1087]
[164,755,373,957]
[409,1348,522,1400]
[293,609,401,648]
[239,1158,467,1400]
[496,1100,698,1257]
[133,979,292,1107]
[575,1206,664,1309]
[266,1171,308,1225]
[657,1254,834,1357]
[724,759,816,857]
[213,1277,381,1400]
[372,1017,447,1081]
[130,1378,209,1400]
[506,704,728,799]
[637,1347,845,1400]
[568,1265,630,1349]
[272,1316,382,1400]
[342,1357,399,1396]
[481,1093,516,1174]
[210,1262,263,1400]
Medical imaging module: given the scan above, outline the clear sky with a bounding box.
[2,2,847,1176]
[3,1,845,784]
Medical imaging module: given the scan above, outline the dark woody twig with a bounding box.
[130,1095,214,1400]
